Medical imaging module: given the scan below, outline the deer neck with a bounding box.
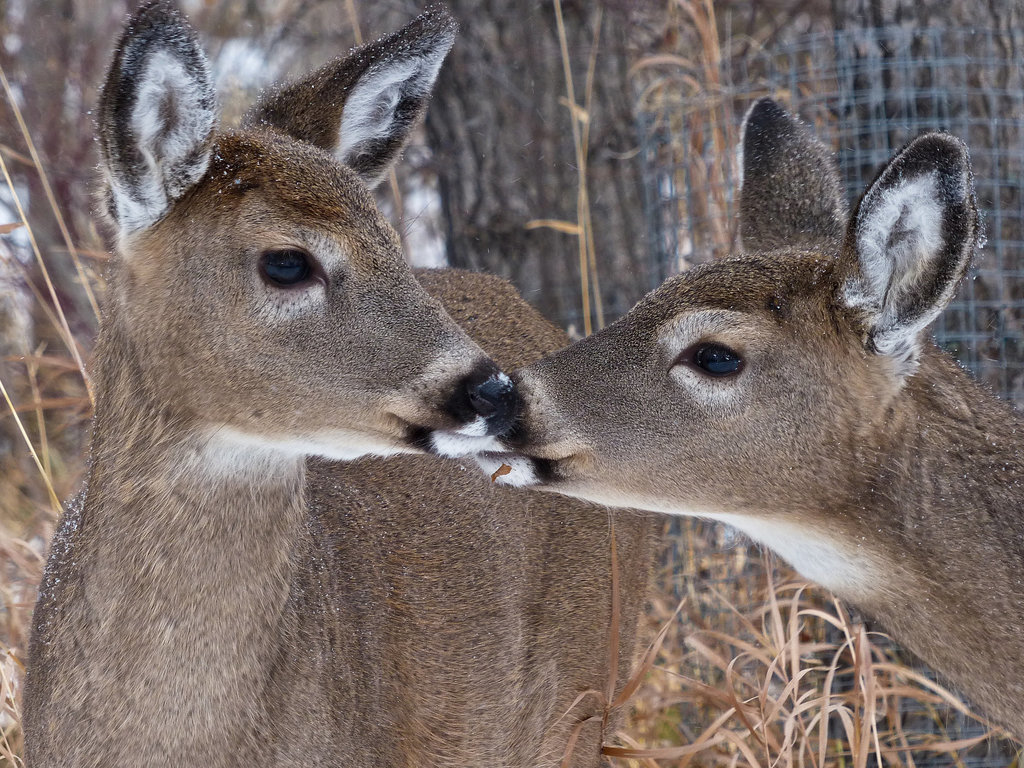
[716,355,1024,733]
[741,352,1024,599]
[850,355,1024,592]
[804,354,1024,731]
[67,321,306,761]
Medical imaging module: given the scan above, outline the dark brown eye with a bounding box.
[260,249,313,288]
[681,342,743,377]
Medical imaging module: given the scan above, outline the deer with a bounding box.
[22,3,658,766]
[450,98,1024,739]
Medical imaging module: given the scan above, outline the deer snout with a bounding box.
[453,371,521,436]
[465,372,519,433]
[474,369,597,487]
[428,365,523,457]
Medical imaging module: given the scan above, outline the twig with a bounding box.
[0,64,101,322]
[0,149,93,404]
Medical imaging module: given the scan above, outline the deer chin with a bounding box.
[472,452,542,487]
[423,426,543,484]
[426,424,508,458]
[465,444,595,488]
[199,424,410,466]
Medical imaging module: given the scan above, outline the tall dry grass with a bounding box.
[618,520,1021,767]
[0,70,97,766]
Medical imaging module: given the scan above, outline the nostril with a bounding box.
[468,386,499,417]
[467,375,512,419]
[445,365,521,437]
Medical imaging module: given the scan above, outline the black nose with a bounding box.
[468,376,507,418]
[444,363,521,437]
[465,373,519,434]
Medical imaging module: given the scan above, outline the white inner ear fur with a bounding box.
[845,171,948,366]
[116,48,214,233]
[337,52,443,166]
[854,172,944,308]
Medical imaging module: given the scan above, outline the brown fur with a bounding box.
[290,270,658,768]
[242,7,456,187]
[500,104,1024,737]
[739,99,847,252]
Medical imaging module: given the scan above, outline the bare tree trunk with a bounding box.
[832,0,1024,28]
[424,0,654,332]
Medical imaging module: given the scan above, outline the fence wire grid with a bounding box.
[639,26,1024,766]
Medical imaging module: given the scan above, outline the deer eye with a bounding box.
[260,249,315,288]
[679,342,743,377]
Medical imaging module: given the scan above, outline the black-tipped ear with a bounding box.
[243,7,457,189]
[98,0,216,234]
[738,98,847,253]
[843,133,978,375]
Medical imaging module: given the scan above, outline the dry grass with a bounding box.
[0,48,99,765]
[615,519,1022,767]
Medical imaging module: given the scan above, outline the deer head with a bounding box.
[460,100,978,568]
[95,1,518,463]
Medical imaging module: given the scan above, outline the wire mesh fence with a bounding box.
[639,26,1024,766]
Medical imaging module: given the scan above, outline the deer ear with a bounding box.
[843,133,978,375]
[98,0,216,234]
[738,98,847,253]
[243,7,457,189]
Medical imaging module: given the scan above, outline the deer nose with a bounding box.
[464,371,519,435]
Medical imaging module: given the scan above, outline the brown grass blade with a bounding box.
[1,395,91,416]
[561,714,601,768]
[603,706,735,760]
[551,0,603,335]
[525,219,583,235]
[613,595,687,708]
[609,731,662,768]
[0,375,60,511]
[25,345,51,479]
[0,142,33,166]
[604,520,620,708]
[4,353,82,372]
[0,151,93,403]
[579,4,603,330]
[551,689,605,729]
[719,725,767,767]
[0,64,101,323]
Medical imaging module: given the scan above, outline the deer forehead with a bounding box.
[645,258,838,349]
[656,309,769,353]
[640,253,834,318]
[142,130,401,264]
